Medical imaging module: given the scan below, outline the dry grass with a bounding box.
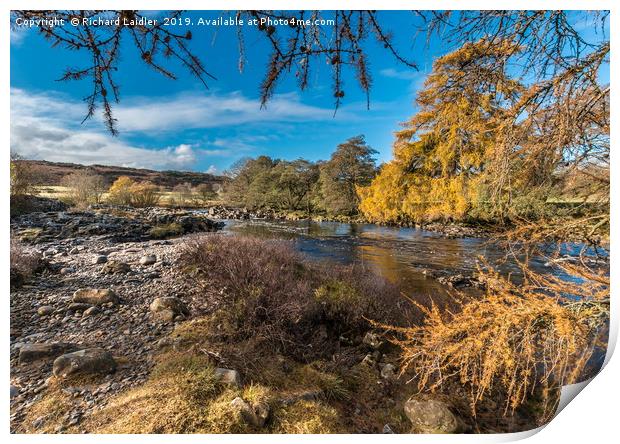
[178,234,409,359]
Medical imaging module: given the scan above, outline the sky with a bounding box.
[10,10,609,175]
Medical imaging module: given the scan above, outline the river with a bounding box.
[218,218,578,299]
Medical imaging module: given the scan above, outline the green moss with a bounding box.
[148,222,184,239]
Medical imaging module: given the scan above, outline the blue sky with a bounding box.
[10,11,609,174]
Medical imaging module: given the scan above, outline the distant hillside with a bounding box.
[19,160,227,189]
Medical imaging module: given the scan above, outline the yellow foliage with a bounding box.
[359,40,523,223]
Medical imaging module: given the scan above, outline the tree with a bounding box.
[360,40,523,223]
[107,176,135,206]
[194,183,217,205]
[273,159,320,211]
[318,136,377,215]
[130,181,160,207]
[10,153,33,197]
[61,170,106,206]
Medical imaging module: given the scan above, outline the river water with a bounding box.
[219,218,571,299]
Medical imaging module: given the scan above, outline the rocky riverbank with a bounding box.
[10,203,541,434]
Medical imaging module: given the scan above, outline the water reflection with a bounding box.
[219,219,591,297]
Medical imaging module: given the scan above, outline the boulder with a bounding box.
[19,343,77,364]
[37,305,54,316]
[215,368,241,387]
[404,397,458,434]
[52,348,117,379]
[139,255,157,266]
[92,255,108,264]
[72,288,119,306]
[380,363,397,380]
[363,332,384,350]
[230,397,270,428]
[149,297,189,321]
[101,261,131,274]
[83,306,101,317]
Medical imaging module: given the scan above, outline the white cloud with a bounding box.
[379,68,421,81]
[112,90,345,133]
[205,165,218,174]
[9,87,368,170]
[10,89,201,170]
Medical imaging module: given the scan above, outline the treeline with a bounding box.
[224,135,377,216]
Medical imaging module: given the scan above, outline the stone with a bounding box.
[403,397,458,434]
[60,267,74,275]
[139,255,157,266]
[383,424,395,434]
[214,368,241,387]
[102,261,130,274]
[52,348,117,379]
[83,306,101,317]
[363,332,384,350]
[10,385,20,399]
[19,343,77,364]
[37,305,54,316]
[380,363,397,380]
[73,288,119,306]
[230,397,270,428]
[149,297,189,320]
[92,255,108,264]
[68,302,92,312]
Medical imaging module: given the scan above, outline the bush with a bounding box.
[149,222,184,239]
[178,234,409,357]
[10,153,33,197]
[107,176,134,205]
[107,176,160,207]
[390,263,609,424]
[130,181,160,207]
[61,171,106,206]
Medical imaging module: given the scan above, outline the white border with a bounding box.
[3,1,617,442]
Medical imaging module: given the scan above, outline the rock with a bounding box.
[214,368,241,387]
[383,424,395,434]
[60,267,74,275]
[73,288,119,306]
[67,302,93,312]
[149,297,189,320]
[37,306,54,316]
[404,397,458,434]
[92,255,108,264]
[52,348,117,379]
[83,306,101,317]
[19,343,77,364]
[10,385,20,399]
[101,261,130,274]
[139,255,157,266]
[380,363,397,380]
[230,397,270,428]
[363,332,384,350]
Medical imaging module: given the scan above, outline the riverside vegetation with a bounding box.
[10,10,609,435]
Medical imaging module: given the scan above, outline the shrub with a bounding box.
[10,153,33,197]
[107,177,160,207]
[61,170,106,206]
[149,222,184,239]
[178,234,408,357]
[389,263,609,424]
[107,176,134,205]
[130,181,160,207]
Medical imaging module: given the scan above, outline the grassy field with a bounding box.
[32,186,221,208]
